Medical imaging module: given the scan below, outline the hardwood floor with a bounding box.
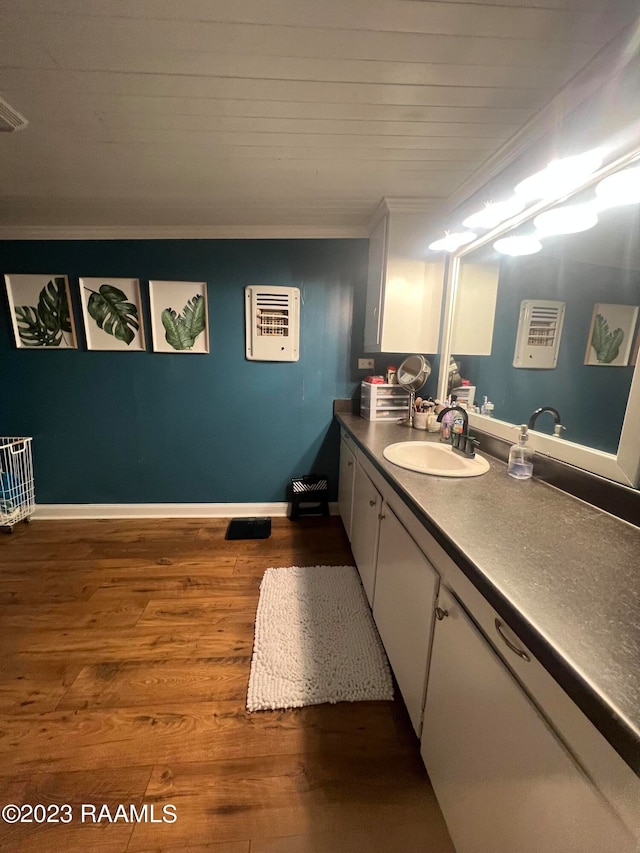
[0,517,454,852]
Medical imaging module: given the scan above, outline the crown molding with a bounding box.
[366,196,439,234]
[0,224,369,241]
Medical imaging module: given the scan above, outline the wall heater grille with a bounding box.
[245,286,300,361]
[513,300,565,368]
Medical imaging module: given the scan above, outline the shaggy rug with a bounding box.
[247,565,393,711]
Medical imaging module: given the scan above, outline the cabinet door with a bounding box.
[363,215,387,352]
[373,505,440,735]
[350,460,382,606]
[421,587,636,853]
[338,438,356,541]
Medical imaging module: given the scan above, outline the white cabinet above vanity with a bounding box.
[364,201,445,353]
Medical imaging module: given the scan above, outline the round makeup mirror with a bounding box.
[397,354,431,425]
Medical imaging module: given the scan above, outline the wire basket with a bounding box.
[0,437,35,531]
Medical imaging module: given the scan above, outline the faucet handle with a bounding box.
[553,424,566,437]
[465,436,480,457]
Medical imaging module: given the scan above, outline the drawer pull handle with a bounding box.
[347,461,353,467]
[435,607,448,621]
[495,619,530,662]
[369,499,376,507]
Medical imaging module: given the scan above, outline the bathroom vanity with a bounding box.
[337,413,640,853]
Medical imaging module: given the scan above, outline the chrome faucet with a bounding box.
[527,406,566,437]
[436,405,479,458]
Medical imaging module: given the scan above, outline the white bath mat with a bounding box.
[247,565,394,711]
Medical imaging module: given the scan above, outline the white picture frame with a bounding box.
[585,303,639,367]
[149,280,209,354]
[4,273,78,349]
[79,277,145,351]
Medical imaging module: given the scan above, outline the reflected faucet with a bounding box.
[528,406,566,438]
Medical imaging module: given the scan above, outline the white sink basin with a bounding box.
[383,441,490,477]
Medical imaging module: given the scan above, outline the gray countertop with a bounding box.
[337,413,640,775]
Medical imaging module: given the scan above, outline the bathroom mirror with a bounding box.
[438,148,640,488]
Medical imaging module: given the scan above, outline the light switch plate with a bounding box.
[358,358,375,369]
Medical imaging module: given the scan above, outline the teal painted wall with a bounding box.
[0,239,368,503]
[459,254,639,454]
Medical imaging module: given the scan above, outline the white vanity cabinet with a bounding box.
[338,432,356,540]
[350,459,382,606]
[421,586,637,853]
[373,503,440,735]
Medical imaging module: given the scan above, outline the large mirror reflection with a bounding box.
[443,153,640,485]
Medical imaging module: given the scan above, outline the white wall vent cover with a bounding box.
[245,285,300,361]
[513,299,565,368]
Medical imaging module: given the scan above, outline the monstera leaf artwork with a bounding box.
[161,294,206,350]
[590,314,624,364]
[4,275,77,349]
[87,285,140,344]
[149,281,209,353]
[80,278,145,350]
[586,304,638,367]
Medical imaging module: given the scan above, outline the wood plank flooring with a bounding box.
[0,517,454,852]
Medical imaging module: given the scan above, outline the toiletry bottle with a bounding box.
[439,410,454,442]
[508,424,534,480]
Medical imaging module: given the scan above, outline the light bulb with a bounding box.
[595,166,640,209]
[462,197,525,229]
[493,236,542,256]
[514,149,604,201]
[533,203,598,237]
[427,231,477,252]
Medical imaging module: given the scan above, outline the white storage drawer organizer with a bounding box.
[361,382,410,421]
[0,437,35,531]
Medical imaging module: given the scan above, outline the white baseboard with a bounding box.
[32,502,339,520]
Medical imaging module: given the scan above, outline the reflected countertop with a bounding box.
[337,413,640,776]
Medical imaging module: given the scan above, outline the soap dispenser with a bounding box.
[508,424,534,480]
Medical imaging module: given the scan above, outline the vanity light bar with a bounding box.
[427,147,610,255]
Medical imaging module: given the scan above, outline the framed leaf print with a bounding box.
[80,277,145,351]
[585,303,639,366]
[4,274,78,349]
[149,280,209,354]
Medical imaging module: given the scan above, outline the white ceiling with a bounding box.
[0,0,638,234]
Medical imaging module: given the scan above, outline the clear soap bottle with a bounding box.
[508,424,534,480]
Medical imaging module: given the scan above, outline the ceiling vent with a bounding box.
[513,299,565,368]
[245,285,300,361]
[0,96,28,132]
